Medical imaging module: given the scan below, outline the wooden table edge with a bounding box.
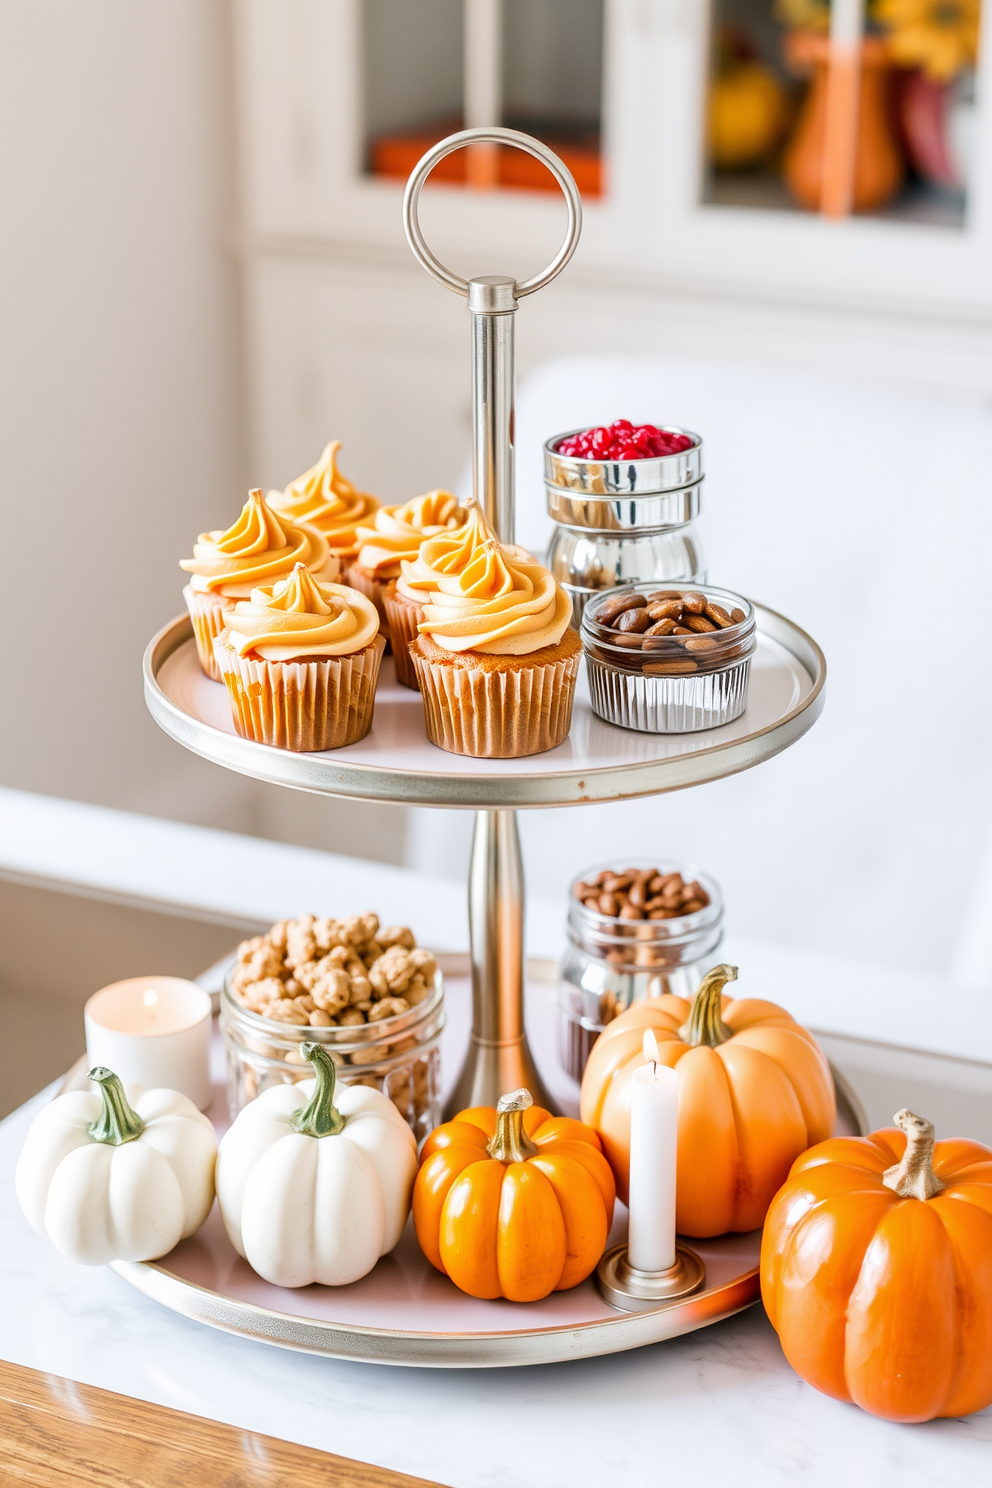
[0,1358,448,1488]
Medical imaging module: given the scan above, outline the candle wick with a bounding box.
[652,1060,657,1076]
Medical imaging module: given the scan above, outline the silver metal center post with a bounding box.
[403,128,582,1116]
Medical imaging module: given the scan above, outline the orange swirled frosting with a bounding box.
[181,489,336,598]
[354,490,465,580]
[268,442,379,558]
[224,564,380,662]
[418,535,572,657]
[395,503,530,604]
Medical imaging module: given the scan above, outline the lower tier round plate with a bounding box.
[143,604,824,809]
[111,1209,760,1369]
[103,963,858,1369]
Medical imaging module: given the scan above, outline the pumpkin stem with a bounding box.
[882,1109,945,1201]
[679,964,738,1048]
[487,1088,539,1164]
[291,1043,347,1138]
[87,1068,145,1146]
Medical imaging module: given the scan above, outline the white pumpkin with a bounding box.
[15,1068,217,1265]
[216,1041,417,1287]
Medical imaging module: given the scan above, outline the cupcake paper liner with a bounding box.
[383,591,425,690]
[184,584,232,682]
[345,563,390,641]
[213,633,386,752]
[411,648,579,758]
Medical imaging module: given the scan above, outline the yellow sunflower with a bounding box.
[874,0,981,80]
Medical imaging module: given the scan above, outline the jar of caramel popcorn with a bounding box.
[220,913,445,1144]
[558,860,723,1081]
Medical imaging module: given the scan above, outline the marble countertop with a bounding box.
[3,975,991,1487]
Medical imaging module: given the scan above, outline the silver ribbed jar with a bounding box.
[558,859,724,1080]
[581,583,757,734]
[544,427,707,625]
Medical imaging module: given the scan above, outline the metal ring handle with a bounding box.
[402,127,583,300]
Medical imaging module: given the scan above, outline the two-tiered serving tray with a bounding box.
[134,130,828,1367]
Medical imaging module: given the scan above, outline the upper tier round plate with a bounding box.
[143,607,825,809]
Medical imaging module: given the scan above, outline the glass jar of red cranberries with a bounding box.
[544,421,706,626]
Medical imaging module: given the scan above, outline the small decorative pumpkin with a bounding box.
[216,1041,417,1287]
[761,1109,992,1422]
[580,964,835,1235]
[413,1089,615,1301]
[15,1067,217,1265]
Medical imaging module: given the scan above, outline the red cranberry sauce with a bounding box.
[556,420,694,462]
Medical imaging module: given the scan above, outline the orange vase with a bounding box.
[784,32,904,213]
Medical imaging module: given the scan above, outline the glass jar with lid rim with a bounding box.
[221,969,445,1145]
[559,859,724,1081]
[544,426,707,626]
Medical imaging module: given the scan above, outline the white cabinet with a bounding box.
[233,0,992,499]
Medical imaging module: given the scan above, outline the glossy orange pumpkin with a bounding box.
[580,964,835,1235]
[413,1089,616,1301]
[761,1110,992,1422]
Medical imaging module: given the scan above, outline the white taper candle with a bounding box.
[627,1028,679,1273]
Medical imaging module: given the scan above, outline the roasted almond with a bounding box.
[616,607,654,633]
[646,599,683,622]
[595,591,646,624]
[643,659,698,675]
[704,602,733,628]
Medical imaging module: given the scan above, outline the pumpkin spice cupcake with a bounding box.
[213,564,385,753]
[410,530,580,758]
[268,441,379,565]
[384,502,529,689]
[180,489,337,681]
[347,489,466,631]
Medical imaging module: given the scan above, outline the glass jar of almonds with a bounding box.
[559,860,723,1080]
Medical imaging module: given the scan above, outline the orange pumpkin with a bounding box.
[413,1088,616,1301]
[761,1109,992,1422]
[580,964,835,1235]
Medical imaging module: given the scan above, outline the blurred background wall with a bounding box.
[0,0,406,861]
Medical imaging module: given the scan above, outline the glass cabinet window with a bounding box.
[364,0,465,182]
[364,0,604,197]
[500,0,603,195]
[703,0,981,226]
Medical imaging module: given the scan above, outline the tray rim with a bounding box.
[142,603,825,810]
[109,1240,760,1370]
[85,955,870,1372]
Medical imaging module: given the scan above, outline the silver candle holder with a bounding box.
[597,1242,705,1313]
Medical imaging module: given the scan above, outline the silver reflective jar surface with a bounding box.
[558,860,723,1081]
[544,429,707,625]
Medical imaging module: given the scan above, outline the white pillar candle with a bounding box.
[627,1028,679,1274]
[85,977,212,1110]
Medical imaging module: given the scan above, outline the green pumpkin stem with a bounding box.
[291,1043,346,1138]
[882,1109,945,1201]
[87,1068,145,1146]
[679,964,738,1048]
[487,1088,539,1164]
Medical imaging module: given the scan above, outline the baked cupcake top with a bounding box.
[268,442,378,559]
[181,489,336,599]
[223,564,380,663]
[395,502,529,604]
[354,490,465,580]
[418,535,572,657]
